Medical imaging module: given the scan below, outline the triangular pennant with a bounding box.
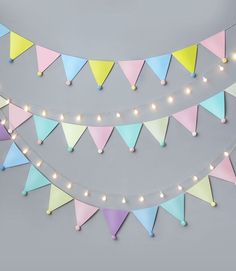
[225,82,236,97]
[61,54,87,85]
[144,117,169,147]
[0,96,9,109]
[103,209,129,240]
[146,54,172,85]
[36,45,61,76]
[22,165,50,196]
[1,143,29,170]
[200,91,225,122]
[118,60,145,90]
[47,185,73,214]
[187,176,216,207]
[0,123,10,141]
[172,44,198,76]
[210,157,236,184]
[116,123,142,152]
[8,103,32,132]
[161,194,187,226]
[88,126,113,153]
[201,31,227,62]
[88,60,115,90]
[74,200,99,231]
[0,24,9,37]
[173,105,198,136]
[33,115,59,144]
[9,32,33,61]
[133,206,159,237]
[61,122,87,152]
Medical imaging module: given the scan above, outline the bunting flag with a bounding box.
[146,54,172,85]
[1,143,29,170]
[144,117,169,147]
[200,91,225,122]
[116,123,142,152]
[210,157,236,184]
[61,123,87,152]
[36,45,61,76]
[88,126,113,153]
[133,206,159,237]
[187,176,216,207]
[103,209,129,240]
[161,194,187,226]
[173,105,198,136]
[118,60,145,90]
[47,185,73,214]
[172,44,198,77]
[0,123,10,141]
[61,55,87,85]
[74,200,99,231]
[0,24,9,37]
[225,82,236,97]
[22,165,50,196]
[88,60,115,90]
[33,115,59,144]
[201,31,227,63]
[8,103,32,132]
[0,96,9,109]
[9,32,33,62]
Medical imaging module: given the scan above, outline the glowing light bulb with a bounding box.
[6,98,10,104]
[76,115,81,122]
[97,115,102,122]
[122,197,126,204]
[66,182,72,189]
[167,96,174,104]
[41,110,47,117]
[139,196,144,202]
[151,103,157,110]
[22,148,29,154]
[218,65,224,71]
[133,109,139,116]
[11,133,17,140]
[116,112,121,118]
[209,164,214,170]
[184,87,191,95]
[232,53,236,61]
[1,119,6,125]
[192,176,198,182]
[60,114,64,121]
[224,151,229,157]
[202,76,208,83]
[177,185,183,191]
[52,173,57,179]
[24,105,30,112]
[36,160,42,167]
[102,195,107,202]
[84,190,89,197]
[160,192,164,198]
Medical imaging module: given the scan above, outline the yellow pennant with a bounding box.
[0,95,9,109]
[10,32,33,61]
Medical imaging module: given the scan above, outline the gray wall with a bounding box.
[0,0,236,270]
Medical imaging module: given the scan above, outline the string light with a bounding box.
[202,76,208,83]
[41,110,47,117]
[23,105,30,112]
[209,164,214,170]
[36,160,42,167]
[66,182,72,189]
[76,115,81,122]
[133,109,139,116]
[192,176,198,182]
[52,173,57,179]
[97,115,102,122]
[139,196,144,202]
[224,151,229,157]
[121,197,126,204]
[11,133,17,140]
[151,103,157,110]
[218,65,224,71]
[102,195,107,202]
[1,119,6,125]
[116,112,121,118]
[159,192,165,198]
[22,147,29,154]
[84,190,89,197]
[232,53,236,61]
[167,96,174,104]
[177,185,183,191]
[184,87,191,95]
[60,114,64,121]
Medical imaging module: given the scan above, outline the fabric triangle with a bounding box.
[74,200,99,231]
[1,143,29,170]
[61,122,87,152]
[133,206,159,237]
[8,103,32,131]
[0,123,11,141]
[118,60,145,90]
[225,82,236,98]
[47,185,73,214]
[36,45,60,75]
[0,24,9,37]
[144,117,169,146]
[103,209,129,240]
[116,123,142,151]
[187,176,216,207]
[161,194,187,226]
[0,96,9,109]
[200,91,225,121]
[9,32,33,61]
[172,44,198,75]
[88,60,114,89]
[61,54,87,85]
[22,165,50,196]
[210,157,236,184]
[173,105,198,136]
[33,115,59,144]
[88,126,113,153]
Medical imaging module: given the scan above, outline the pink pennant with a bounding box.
[36,45,61,76]
[88,126,113,153]
[210,157,236,184]
[74,200,99,231]
[8,103,32,132]
[173,105,198,136]
[118,60,145,90]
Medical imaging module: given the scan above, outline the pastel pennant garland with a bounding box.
[0,123,10,141]
[118,60,145,90]
[146,54,172,85]
[74,200,99,231]
[88,126,113,153]
[88,60,115,90]
[133,206,158,237]
[47,185,73,214]
[187,176,216,207]
[0,96,9,109]
[22,165,50,196]
[116,123,142,152]
[61,54,87,85]
[0,24,9,37]
[161,194,187,226]
[172,44,198,76]
[173,105,198,136]
[144,117,169,147]
[61,122,87,152]
[36,45,61,76]
[103,209,129,240]
[225,82,236,97]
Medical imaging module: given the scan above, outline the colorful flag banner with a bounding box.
[0,96,9,109]
[0,24,9,37]
[225,82,236,97]
[0,123,10,141]
[88,126,113,153]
